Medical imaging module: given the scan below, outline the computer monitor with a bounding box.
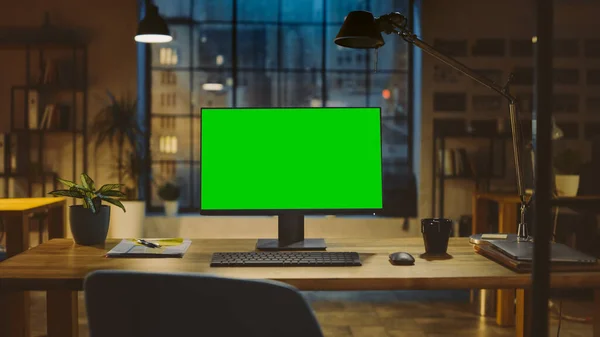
[200,107,383,250]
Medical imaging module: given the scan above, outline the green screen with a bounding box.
[200,107,383,211]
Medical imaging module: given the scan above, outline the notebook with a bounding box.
[106,238,192,258]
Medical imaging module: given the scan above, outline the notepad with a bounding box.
[106,238,192,258]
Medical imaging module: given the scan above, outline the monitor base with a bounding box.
[256,238,327,251]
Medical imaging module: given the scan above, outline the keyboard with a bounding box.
[210,251,361,267]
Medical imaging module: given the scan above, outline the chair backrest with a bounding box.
[84,270,324,337]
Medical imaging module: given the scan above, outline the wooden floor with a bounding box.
[29,290,592,337]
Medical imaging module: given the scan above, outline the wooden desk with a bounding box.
[472,192,600,327]
[1,238,600,337]
[0,197,67,337]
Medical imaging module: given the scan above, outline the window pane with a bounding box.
[193,0,232,21]
[281,72,323,107]
[371,73,410,176]
[327,0,368,24]
[192,70,233,111]
[193,117,201,161]
[195,24,232,69]
[150,162,192,208]
[155,0,191,19]
[369,38,409,72]
[150,117,192,161]
[326,72,367,106]
[238,24,278,70]
[282,0,323,23]
[237,72,279,107]
[282,26,323,70]
[238,0,277,22]
[151,71,191,115]
[151,25,191,68]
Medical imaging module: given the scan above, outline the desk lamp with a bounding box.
[335,11,531,241]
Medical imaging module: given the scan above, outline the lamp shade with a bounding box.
[334,11,384,49]
[135,4,172,43]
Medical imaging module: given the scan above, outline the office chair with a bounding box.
[84,270,324,337]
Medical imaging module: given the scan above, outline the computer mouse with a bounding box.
[389,252,415,265]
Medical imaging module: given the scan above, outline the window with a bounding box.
[143,0,414,214]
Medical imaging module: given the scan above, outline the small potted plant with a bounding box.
[158,182,181,216]
[49,173,126,245]
[554,148,582,196]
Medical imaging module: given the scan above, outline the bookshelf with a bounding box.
[0,22,88,198]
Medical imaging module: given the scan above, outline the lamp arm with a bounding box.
[381,15,530,236]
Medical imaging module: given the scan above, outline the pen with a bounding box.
[136,239,161,248]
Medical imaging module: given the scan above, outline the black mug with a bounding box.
[421,218,453,255]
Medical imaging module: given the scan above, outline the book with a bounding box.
[28,90,39,129]
[106,238,191,258]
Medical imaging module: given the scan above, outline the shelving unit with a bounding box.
[0,20,88,198]
[431,130,509,218]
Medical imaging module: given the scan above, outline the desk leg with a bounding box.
[47,291,78,337]
[0,291,30,337]
[497,289,515,326]
[48,201,66,239]
[0,213,31,337]
[516,289,531,337]
[594,289,600,337]
[472,195,489,234]
[496,202,518,327]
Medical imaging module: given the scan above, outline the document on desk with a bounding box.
[106,238,192,258]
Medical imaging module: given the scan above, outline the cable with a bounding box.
[556,300,562,337]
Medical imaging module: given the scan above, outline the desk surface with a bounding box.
[0,197,65,212]
[1,238,599,291]
[476,193,600,204]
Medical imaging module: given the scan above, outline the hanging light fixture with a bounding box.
[135,1,172,43]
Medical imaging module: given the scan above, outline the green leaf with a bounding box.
[56,178,76,188]
[80,173,96,191]
[48,189,84,198]
[100,190,126,197]
[84,195,97,214]
[100,196,126,213]
[57,178,89,191]
[97,184,123,194]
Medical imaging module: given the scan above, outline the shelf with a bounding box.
[435,133,512,139]
[13,84,84,92]
[0,171,57,178]
[550,196,600,208]
[10,129,83,134]
[439,174,503,180]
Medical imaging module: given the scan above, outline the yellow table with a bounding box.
[0,197,67,337]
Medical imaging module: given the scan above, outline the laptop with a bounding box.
[491,240,598,264]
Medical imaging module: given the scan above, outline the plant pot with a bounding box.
[108,200,145,238]
[164,200,179,217]
[555,175,580,197]
[69,205,110,245]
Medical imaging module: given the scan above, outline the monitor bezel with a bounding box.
[199,107,384,216]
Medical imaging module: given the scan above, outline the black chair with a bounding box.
[84,270,324,337]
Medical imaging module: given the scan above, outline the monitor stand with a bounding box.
[256,214,327,251]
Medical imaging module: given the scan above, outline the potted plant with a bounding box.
[554,148,582,196]
[49,174,125,245]
[158,182,181,216]
[93,91,146,238]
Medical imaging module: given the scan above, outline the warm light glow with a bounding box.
[172,136,178,154]
[216,55,224,66]
[135,34,173,43]
[203,83,224,91]
[382,89,391,100]
[159,136,166,153]
[531,36,538,44]
[226,78,233,86]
